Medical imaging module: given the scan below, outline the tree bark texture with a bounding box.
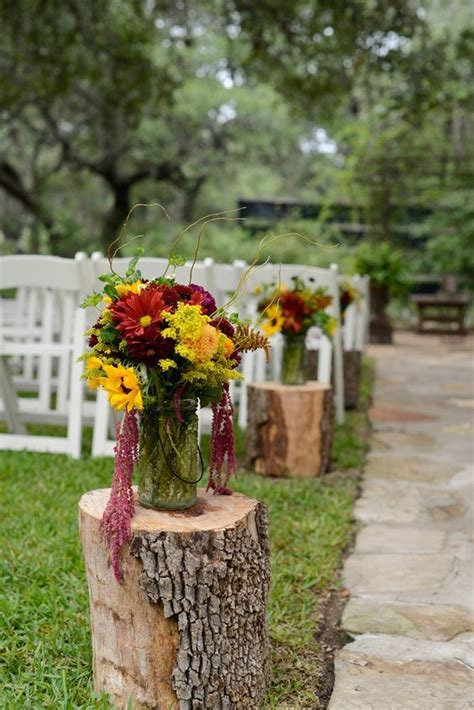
[343,350,361,410]
[246,382,333,477]
[79,488,271,709]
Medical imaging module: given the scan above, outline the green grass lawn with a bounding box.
[0,358,372,709]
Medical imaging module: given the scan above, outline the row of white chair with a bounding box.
[1,255,89,457]
[1,254,367,458]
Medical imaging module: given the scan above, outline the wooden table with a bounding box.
[411,293,470,334]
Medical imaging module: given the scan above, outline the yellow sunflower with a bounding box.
[327,317,338,337]
[85,356,105,390]
[101,363,143,412]
[262,304,284,336]
[103,280,145,304]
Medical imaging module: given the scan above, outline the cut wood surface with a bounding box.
[246,381,333,478]
[79,487,271,709]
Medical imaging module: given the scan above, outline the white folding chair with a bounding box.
[0,313,85,457]
[1,252,92,395]
[354,274,370,351]
[0,255,90,418]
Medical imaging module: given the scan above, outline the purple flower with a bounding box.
[189,284,217,316]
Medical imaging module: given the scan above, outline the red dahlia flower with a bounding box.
[110,287,169,340]
[109,286,178,365]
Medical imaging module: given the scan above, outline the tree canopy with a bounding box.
[0,0,472,279]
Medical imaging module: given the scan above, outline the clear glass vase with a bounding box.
[136,398,201,511]
[281,334,308,385]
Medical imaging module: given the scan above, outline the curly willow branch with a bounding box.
[188,216,244,284]
[163,207,245,279]
[221,231,338,313]
[107,202,171,272]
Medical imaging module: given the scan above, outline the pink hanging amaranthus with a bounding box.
[100,410,139,583]
[207,383,238,495]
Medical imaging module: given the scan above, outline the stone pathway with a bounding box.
[329,332,474,710]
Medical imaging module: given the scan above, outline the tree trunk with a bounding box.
[79,487,271,709]
[181,176,206,223]
[101,181,131,248]
[246,382,333,477]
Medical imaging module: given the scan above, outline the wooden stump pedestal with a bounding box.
[79,488,271,709]
[343,350,362,410]
[246,381,333,477]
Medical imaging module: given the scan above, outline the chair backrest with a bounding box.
[0,255,88,292]
[237,261,339,307]
[211,260,247,308]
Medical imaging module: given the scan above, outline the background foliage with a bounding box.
[1,0,473,283]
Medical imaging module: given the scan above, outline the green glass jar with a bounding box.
[281,334,308,385]
[136,398,201,511]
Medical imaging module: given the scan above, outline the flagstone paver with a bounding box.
[329,332,474,710]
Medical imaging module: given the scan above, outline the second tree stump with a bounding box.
[246,381,333,477]
[343,350,361,409]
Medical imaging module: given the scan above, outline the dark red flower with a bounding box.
[172,283,217,315]
[189,284,217,315]
[146,282,180,309]
[108,286,178,365]
[109,287,169,340]
[126,334,176,364]
[210,317,235,339]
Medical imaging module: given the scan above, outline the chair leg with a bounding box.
[92,390,112,457]
[0,357,27,435]
[238,351,254,430]
[333,331,345,425]
[67,309,85,459]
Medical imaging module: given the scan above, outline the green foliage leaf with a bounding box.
[99,325,118,344]
[80,292,102,308]
[98,273,116,284]
[168,254,186,267]
[126,248,145,279]
[103,284,118,301]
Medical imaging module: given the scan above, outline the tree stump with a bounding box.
[306,351,361,410]
[79,488,271,709]
[246,382,333,477]
[343,350,361,410]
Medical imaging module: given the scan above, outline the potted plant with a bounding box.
[355,242,408,343]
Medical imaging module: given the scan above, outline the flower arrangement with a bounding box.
[82,251,268,581]
[255,277,337,385]
[339,280,361,321]
[257,277,337,338]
